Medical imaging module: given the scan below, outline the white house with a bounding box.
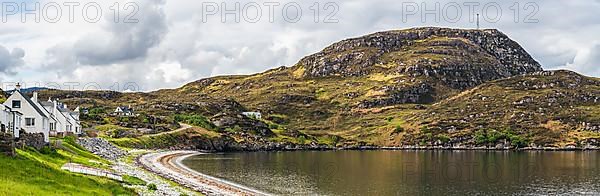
[62,105,81,134]
[40,99,82,136]
[3,84,82,142]
[0,104,22,138]
[242,112,262,120]
[3,86,50,142]
[113,106,135,116]
[41,100,67,136]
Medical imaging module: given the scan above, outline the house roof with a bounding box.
[116,106,133,113]
[36,101,58,122]
[40,101,53,107]
[15,91,48,118]
[42,100,75,124]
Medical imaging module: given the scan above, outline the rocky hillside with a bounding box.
[298,28,540,78]
[398,70,600,148]
[28,27,600,149]
[176,27,546,143]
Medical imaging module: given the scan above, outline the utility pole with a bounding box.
[476,14,480,30]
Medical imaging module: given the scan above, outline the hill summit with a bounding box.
[297,27,541,78]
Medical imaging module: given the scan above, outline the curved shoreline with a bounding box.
[138,150,270,196]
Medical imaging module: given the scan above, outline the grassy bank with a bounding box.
[0,138,134,195]
[108,126,220,149]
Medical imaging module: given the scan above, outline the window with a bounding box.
[12,100,21,108]
[25,118,35,126]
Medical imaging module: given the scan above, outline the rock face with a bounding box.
[295,27,543,108]
[298,27,541,79]
[210,113,274,137]
[78,138,127,160]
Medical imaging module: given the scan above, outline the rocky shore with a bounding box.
[138,151,269,196]
[76,137,196,195]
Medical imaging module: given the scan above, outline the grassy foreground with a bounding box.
[0,138,134,195]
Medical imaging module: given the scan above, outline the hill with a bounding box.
[175,27,543,144]
[399,70,600,148]
[28,27,599,149]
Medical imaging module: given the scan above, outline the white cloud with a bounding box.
[556,44,600,76]
[1,0,599,91]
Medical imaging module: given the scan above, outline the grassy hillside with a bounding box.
[28,27,599,149]
[400,70,600,147]
[0,141,133,195]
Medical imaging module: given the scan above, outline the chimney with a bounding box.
[64,104,68,109]
[32,92,38,102]
[15,83,21,92]
[53,99,58,110]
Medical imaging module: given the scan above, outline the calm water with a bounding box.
[182,151,600,195]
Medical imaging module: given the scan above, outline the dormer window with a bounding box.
[12,100,21,108]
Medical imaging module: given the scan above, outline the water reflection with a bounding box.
[182,151,600,195]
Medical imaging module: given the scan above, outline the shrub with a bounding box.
[268,123,279,129]
[88,107,105,115]
[487,130,506,143]
[437,134,451,144]
[393,125,404,133]
[141,116,150,124]
[147,183,157,191]
[423,133,433,141]
[173,114,216,130]
[420,126,431,134]
[225,125,243,133]
[474,130,487,145]
[315,88,326,94]
[509,135,528,148]
[385,116,394,122]
[298,135,307,144]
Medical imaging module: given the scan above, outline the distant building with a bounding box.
[113,106,135,116]
[242,112,262,120]
[77,107,89,115]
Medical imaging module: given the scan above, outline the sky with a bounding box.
[0,0,599,91]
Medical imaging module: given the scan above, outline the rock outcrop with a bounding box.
[298,27,541,79]
[78,138,128,160]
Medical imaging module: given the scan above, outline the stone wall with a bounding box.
[0,133,15,156]
[16,132,46,150]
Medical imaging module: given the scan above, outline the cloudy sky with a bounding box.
[1,0,599,91]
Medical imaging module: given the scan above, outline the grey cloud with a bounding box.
[0,45,25,74]
[74,0,167,65]
[44,0,167,71]
[21,0,600,91]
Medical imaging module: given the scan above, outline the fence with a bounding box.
[61,163,123,181]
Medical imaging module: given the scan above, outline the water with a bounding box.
[181,151,600,195]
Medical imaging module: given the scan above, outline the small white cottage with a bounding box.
[2,83,82,142]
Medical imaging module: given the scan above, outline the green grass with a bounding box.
[0,149,134,195]
[123,175,146,186]
[108,127,219,149]
[174,114,217,130]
